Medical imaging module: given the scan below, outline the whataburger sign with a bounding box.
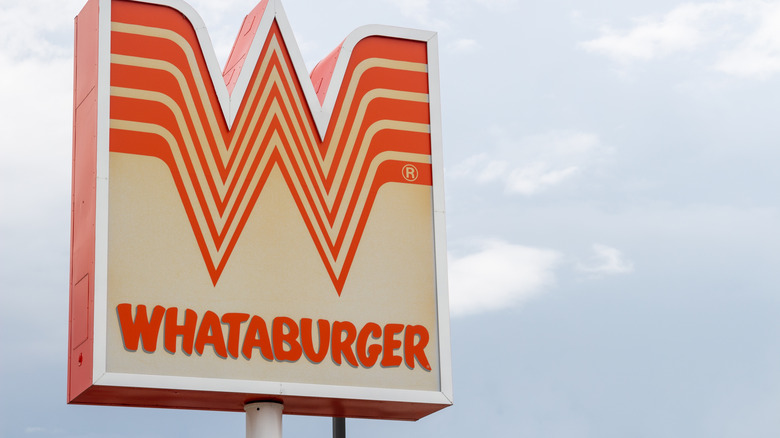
[68,0,451,420]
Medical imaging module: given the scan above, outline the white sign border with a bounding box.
[90,0,453,412]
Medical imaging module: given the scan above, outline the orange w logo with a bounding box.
[107,0,435,293]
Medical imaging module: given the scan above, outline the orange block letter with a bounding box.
[356,322,382,368]
[195,310,228,358]
[331,321,358,367]
[301,318,330,363]
[242,316,273,361]
[404,325,431,371]
[381,323,404,367]
[273,317,302,362]
[117,303,165,352]
[222,313,250,358]
[164,307,197,355]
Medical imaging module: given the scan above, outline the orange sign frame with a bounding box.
[69,0,451,420]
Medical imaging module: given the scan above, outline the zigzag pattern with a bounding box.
[107,1,433,293]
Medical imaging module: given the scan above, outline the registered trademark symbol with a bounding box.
[402,164,418,182]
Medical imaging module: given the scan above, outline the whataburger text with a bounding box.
[117,304,432,371]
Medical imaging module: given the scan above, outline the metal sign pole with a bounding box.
[332,417,345,438]
[245,402,283,438]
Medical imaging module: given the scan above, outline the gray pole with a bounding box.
[245,402,283,438]
[332,417,345,438]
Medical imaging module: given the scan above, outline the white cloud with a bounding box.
[448,240,561,316]
[576,244,634,277]
[383,0,448,30]
[0,51,73,365]
[447,38,480,53]
[474,0,518,8]
[580,3,720,62]
[0,53,73,225]
[715,3,780,78]
[393,0,431,23]
[450,129,609,195]
[505,164,580,195]
[0,0,84,60]
[580,0,780,79]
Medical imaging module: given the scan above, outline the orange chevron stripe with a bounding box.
[108,0,433,293]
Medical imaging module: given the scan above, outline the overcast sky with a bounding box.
[2,0,780,436]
